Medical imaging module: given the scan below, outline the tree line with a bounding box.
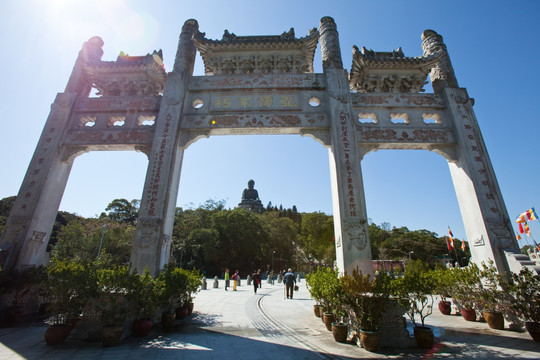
[0,196,473,276]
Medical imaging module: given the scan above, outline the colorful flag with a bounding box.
[446,238,452,252]
[461,240,467,251]
[524,223,531,237]
[526,207,538,221]
[448,227,454,248]
[516,213,527,223]
[516,233,522,241]
[519,222,524,234]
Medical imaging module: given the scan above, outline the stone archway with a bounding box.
[0,17,522,277]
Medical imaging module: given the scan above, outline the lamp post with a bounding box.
[96,224,107,260]
[408,251,414,261]
[272,250,275,272]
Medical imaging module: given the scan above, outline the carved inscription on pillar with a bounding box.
[146,112,172,217]
[339,111,357,218]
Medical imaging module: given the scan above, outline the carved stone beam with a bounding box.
[178,130,211,149]
[300,128,331,147]
[427,144,458,163]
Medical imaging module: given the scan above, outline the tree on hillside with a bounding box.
[261,211,299,268]
[51,218,134,265]
[211,208,267,274]
[102,198,139,224]
[0,196,16,235]
[299,212,334,264]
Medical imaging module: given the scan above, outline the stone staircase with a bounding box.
[504,249,540,275]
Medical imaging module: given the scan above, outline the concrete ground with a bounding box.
[0,279,539,359]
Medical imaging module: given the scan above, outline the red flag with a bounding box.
[446,238,452,251]
[519,222,524,234]
[524,223,531,237]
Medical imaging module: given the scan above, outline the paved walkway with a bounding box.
[0,280,539,359]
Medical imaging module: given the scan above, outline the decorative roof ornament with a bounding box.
[192,27,319,75]
[86,50,166,97]
[349,45,442,93]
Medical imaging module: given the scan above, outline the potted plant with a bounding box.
[341,268,392,351]
[306,267,326,318]
[2,268,33,325]
[155,264,188,331]
[432,266,455,315]
[96,265,137,346]
[183,268,202,315]
[132,268,159,337]
[392,260,436,349]
[318,268,341,331]
[451,264,481,321]
[505,267,540,341]
[44,259,98,345]
[474,261,506,330]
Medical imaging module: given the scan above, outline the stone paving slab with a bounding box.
[0,279,539,359]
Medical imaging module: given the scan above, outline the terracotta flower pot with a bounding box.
[525,321,540,342]
[161,311,176,331]
[414,326,434,349]
[313,305,322,317]
[45,324,72,345]
[5,306,24,326]
[331,322,348,343]
[483,310,504,330]
[323,312,336,331]
[460,308,476,321]
[359,329,379,351]
[175,306,189,320]
[101,325,123,347]
[187,302,194,315]
[438,300,452,315]
[133,318,153,337]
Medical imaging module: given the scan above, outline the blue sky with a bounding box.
[1,0,539,246]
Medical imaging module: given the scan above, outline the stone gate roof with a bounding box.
[85,50,166,97]
[349,45,441,93]
[192,28,319,75]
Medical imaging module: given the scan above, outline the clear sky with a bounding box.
[1,0,539,246]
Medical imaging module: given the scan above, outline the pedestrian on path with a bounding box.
[283,268,296,299]
[252,269,262,294]
[232,269,239,291]
[224,268,230,291]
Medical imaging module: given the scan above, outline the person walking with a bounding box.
[283,268,296,299]
[252,269,262,294]
[224,268,230,291]
[232,270,239,291]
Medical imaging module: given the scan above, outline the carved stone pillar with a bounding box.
[131,20,199,276]
[421,30,458,93]
[444,87,517,273]
[319,17,373,276]
[0,36,104,271]
[0,93,77,270]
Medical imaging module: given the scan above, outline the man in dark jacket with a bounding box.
[283,268,296,299]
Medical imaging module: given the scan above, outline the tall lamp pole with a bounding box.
[97,224,107,260]
[272,250,275,272]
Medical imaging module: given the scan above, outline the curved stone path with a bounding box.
[0,280,539,359]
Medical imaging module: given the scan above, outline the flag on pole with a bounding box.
[516,213,527,223]
[516,233,522,241]
[446,238,452,251]
[448,227,454,248]
[526,207,538,221]
[461,240,467,251]
[524,223,531,237]
[519,222,524,234]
